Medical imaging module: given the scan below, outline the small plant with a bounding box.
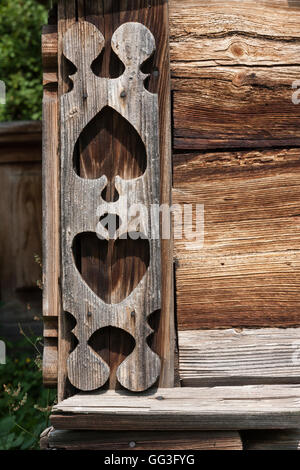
[0,329,56,450]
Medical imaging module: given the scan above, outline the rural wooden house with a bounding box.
[38,0,300,450]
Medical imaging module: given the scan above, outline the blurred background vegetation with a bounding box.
[0,0,48,121]
[0,0,56,450]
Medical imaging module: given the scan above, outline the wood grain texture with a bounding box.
[173,148,300,329]
[60,20,161,392]
[169,0,300,67]
[45,428,242,450]
[57,0,174,396]
[178,328,300,387]
[173,67,300,150]
[51,385,300,430]
[169,0,300,149]
[242,429,300,450]
[57,0,77,402]
[42,23,59,387]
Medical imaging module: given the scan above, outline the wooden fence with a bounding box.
[0,121,42,342]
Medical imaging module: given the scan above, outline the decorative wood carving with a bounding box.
[61,21,161,392]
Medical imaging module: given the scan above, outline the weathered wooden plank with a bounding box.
[169,0,300,67]
[242,429,300,450]
[45,428,242,450]
[60,19,161,392]
[178,328,300,387]
[172,68,300,149]
[51,385,300,430]
[56,0,174,393]
[57,0,77,402]
[42,22,59,388]
[169,0,300,149]
[42,24,58,70]
[173,148,300,329]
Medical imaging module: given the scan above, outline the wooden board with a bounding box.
[56,0,174,396]
[168,0,300,149]
[42,23,59,388]
[43,428,242,450]
[60,20,161,392]
[169,0,300,66]
[173,148,300,329]
[51,385,300,430]
[172,67,300,150]
[242,429,300,450]
[178,328,300,387]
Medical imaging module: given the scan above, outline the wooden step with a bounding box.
[51,385,300,431]
[41,428,242,450]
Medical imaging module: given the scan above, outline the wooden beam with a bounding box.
[178,328,300,387]
[169,0,300,67]
[44,428,242,450]
[242,429,300,450]
[51,385,300,430]
[173,71,300,149]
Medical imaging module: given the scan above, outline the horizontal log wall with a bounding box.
[169,0,300,328]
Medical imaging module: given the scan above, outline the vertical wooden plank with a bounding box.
[42,19,59,387]
[57,0,77,400]
[57,0,174,395]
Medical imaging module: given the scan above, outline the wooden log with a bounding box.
[169,0,300,149]
[242,429,300,450]
[51,385,300,431]
[178,328,300,387]
[172,67,300,150]
[169,0,300,67]
[173,148,300,329]
[45,428,242,450]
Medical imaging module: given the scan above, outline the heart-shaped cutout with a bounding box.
[73,232,150,304]
[73,106,147,202]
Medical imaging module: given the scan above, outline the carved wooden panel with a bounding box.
[61,21,161,392]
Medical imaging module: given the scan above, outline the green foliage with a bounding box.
[0,0,48,121]
[0,335,56,450]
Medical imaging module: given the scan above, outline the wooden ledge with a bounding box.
[0,121,42,145]
[51,385,300,431]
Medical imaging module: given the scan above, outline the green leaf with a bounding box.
[0,416,15,436]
